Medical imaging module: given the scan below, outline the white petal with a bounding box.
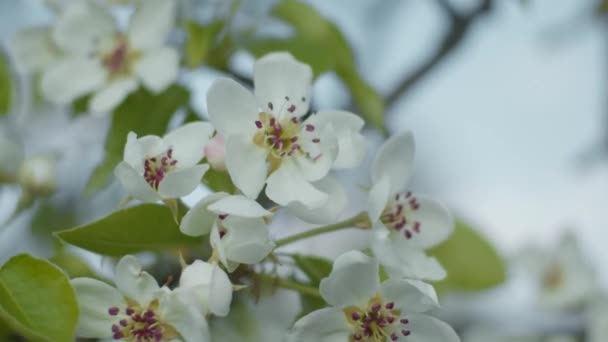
[254,52,312,117]
[380,279,439,314]
[71,278,127,338]
[89,78,138,114]
[371,131,415,191]
[286,308,351,342]
[164,122,215,167]
[11,26,58,72]
[114,255,160,306]
[53,1,115,55]
[178,260,233,317]
[400,195,453,249]
[308,111,366,169]
[135,47,179,93]
[288,175,347,224]
[266,161,328,208]
[123,132,143,169]
[41,57,106,105]
[219,216,274,265]
[224,134,268,199]
[402,314,460,342]
[207,195,270,217]
[159,291,211,342]
[293,125,338,182]
[207,263,234,317]
[372,237,446,281]
[114,162,160,202]
[367,175,391,224]
[180,192,228,236]
[319,251,379,308]
[157,164,209,199]
[128,0,176,50]
[134,135,165,160]
[206,78,259,137]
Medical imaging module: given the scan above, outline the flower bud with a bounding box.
[17,156,56,196]
[204,134,226,171]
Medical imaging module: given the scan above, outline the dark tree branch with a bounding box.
[385,0,493,108]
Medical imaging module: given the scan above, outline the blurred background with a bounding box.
[0,0,606,341]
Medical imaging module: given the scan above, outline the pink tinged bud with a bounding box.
[204,134,227,171]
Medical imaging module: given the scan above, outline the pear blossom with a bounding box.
[17,155,57,195]
[175,260,234,317]
[13,0,179,113]
[521,231,597,309]
[286,251,459,342]
[180,193,274,272]
[206,52,365,208]
[114,122,214,202]
[368,132,453,281]
[71,255,210,341]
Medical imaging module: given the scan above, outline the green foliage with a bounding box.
[202,166,238,193]
[86,85,190,193]
[247,0,385,131]
[0,254,78,342]
[56,204,202,256]
[292,254,332,286]
[429,220,506,292]
[50,252,97,279]
[184,20,230,69]
[0,53,12,115]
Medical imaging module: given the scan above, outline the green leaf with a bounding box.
[202,166,237,193]
[248,0,385,130]
[429,220,506,292]
[49,253,97,279]
[292,254,332,286]
[184,20,226,68]
[56,204,202,256]
[0,254,78,342]
[0,53,12,115]
[86,85,190,193]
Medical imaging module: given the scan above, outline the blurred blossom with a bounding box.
[17,155,56,195]
[586,294,608,342]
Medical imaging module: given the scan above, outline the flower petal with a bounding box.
[52,1,115,55]
[180,192,228,236]
[89,78,138,114]
[371,131,415,191]
[158,164,209,199]
[41,57,106,105]
[293,125,338,182]
[135,47,179,93]
[207,194,270,217]
[266,160,328,208]
[224,134,268,199]
[114,162,161,203]
[288,175,347,224]
[163,122,215,168]
[206,78,259,137]
[11,26,58,72]
[380,279,439,314]
[286,308,351,342]
[401,314,460,342]
[178,260,233,317]
[308,111,366,169]
[254,52,312,117]
[372,237,446,281]
[128,0,176,50]
[219,216,274,265]
[159,291,211,342]
[367,174,391,224]
[319,251,379,308]
[114,255,160,306]
[399,195,453,249]
[71,278,127,339]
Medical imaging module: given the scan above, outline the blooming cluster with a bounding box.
[11,2,460,341]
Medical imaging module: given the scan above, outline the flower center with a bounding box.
[107,302,177,341]
[381,192,421,240]
[344,296,411,341]
[251,96,321,173]
[99,36,141,78]
[143,148,177,190]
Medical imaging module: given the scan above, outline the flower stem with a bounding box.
[274,212,371,248]
[257,274,321,298]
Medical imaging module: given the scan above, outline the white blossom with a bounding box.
[206,52,364,209]
[368,132,453,281]
[286,251,459,342]
[180,193,274,272]
[114,122,214,202]
[71,255,210,341]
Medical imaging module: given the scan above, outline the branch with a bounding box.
[385,0,493,108]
